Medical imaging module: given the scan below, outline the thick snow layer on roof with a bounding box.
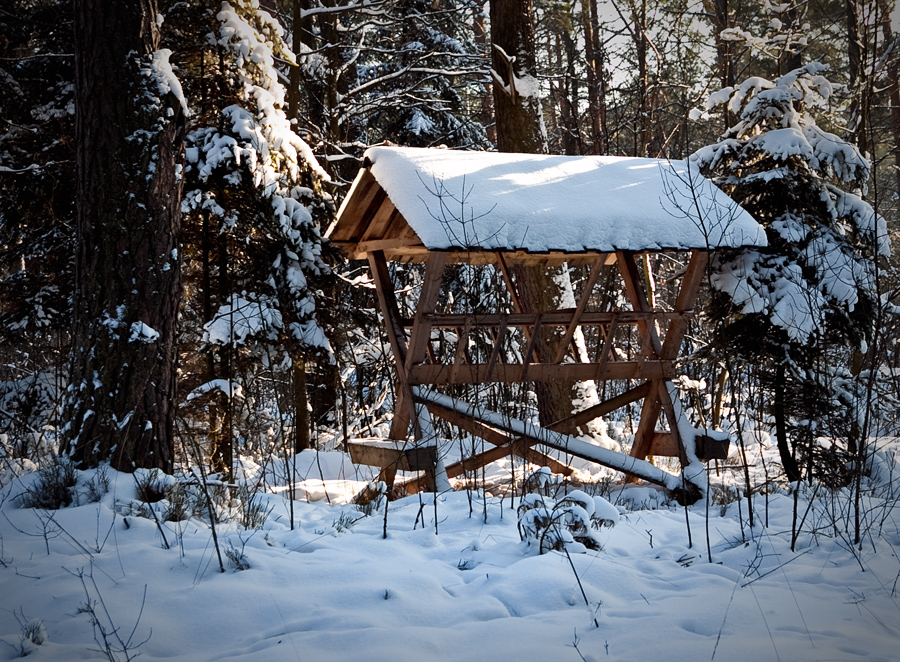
[366,146,766,252]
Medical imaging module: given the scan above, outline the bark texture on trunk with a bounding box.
[774,362,802,483]
[878,0,900,199]
[581,0,606,154]
[66,0,185,472]
[703,0,736,129]
[490,0,547,155]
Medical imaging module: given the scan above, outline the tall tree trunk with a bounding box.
[66,0,185,471]
[201,210,228,476]
[552,33,579,155]
[779,3,804,74]
[490,0,547,155]
[703,0,735,129]
[774,362,802,482]
[877,0,900,199]
[633,0,651,156]
[581,0,606,154]
[287,0,305,123]
[847,0,870,156]
[473,7,496,144]
[490,0,576,426]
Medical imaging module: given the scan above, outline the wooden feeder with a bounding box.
[327,146,764,499]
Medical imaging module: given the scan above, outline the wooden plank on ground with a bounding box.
[423,400,573,476]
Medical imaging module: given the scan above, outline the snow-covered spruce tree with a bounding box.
[284,0,488,186]
[179,0,334,473]
[363,0,489,150]
[691,62,890,482]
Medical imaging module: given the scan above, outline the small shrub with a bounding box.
[164,482,189,522]
[21,619,45,645]
[13,611,46,657]
[18,460,77,509]
[225,541,250,570]
[332,511,361,533]
[234,486,272,530]
[135,469,168,504]
[352,480,388,516]
[518,488,617,555]
[807,444,854,489]
[709,484,742,516]
[521,466,557,498]
[83,466,110,503]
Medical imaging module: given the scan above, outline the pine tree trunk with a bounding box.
[774,362,802,482]
[878,0,900,199]
[473,7,496,144]
[779,4,804,74]
[490,0,547,155]
[65,0,185,472]
[287,0,304,122]
[703,0,736,129]
[581,0,606,154]
[633,0,651,156]
[490,0,576,426]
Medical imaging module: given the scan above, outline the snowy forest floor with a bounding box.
[1,441,900,662]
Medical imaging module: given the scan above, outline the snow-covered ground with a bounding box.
[1,446,899,662]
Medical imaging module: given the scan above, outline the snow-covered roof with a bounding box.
[330,146,765,259]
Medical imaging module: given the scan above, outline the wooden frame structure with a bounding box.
[327,147,764,499]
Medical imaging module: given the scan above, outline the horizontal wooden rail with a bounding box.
[400,310,691,329]
[408,361,674,385]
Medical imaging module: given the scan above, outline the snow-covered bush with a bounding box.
[517,484,617,555]
[691,61,890,481]
[693,62,887,346]
[17,617,47,656]
[16,459,77,509]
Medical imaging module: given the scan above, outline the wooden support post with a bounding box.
[496,252,525,313]
[404,251,448,371]
[519,315,542,381]
[614,250,709,471]
[368,250,420,441]
[661,250,708,359]
[449,318,471,385]
[407,360,673,385]
[485,315,508,381]
[616,250,675,469]
[594,314,619,382]
[550,381,653,435]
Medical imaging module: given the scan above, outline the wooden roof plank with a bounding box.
[359,196,400,243]
[328,169,383,243]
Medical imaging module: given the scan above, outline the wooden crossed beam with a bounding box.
[367,247,708,480]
